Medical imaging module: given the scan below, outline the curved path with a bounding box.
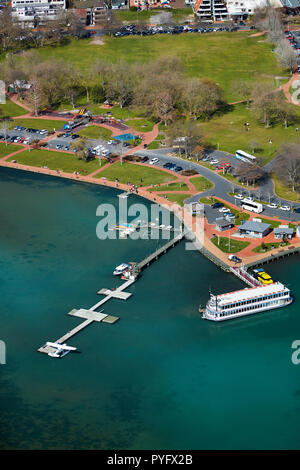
[134,148,300,222]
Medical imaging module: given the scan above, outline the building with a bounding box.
[193,0,292,21]
[238,220,271,238]
[92,0,109,24]
[129,0,166,8]
[11,0,66,23]
[193,0,229,20]
[186,202,203,215]
[215,217,234,232]
[274,225,294,240]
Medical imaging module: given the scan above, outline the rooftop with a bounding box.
[274,227,294,235]
[215,282,288,305]
[238,220,271,233]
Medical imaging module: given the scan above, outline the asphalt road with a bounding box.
[134,148,300,222]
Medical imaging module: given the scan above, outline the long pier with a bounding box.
[138,234,183,270]
[38,235,184,357]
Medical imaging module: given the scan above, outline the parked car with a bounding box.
[219,207,230,213]
[267,203,278,209]
[228,254,241,263]
[149,158,159,165]
[279,205,291,211]
[140,156,149,163]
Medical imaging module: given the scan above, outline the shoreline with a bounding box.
[2,160,300,271]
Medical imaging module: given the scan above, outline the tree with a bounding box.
[168,120,203,159]
[275,39,297,71]
[273,143,300,192]
[0,7,22,52]
[153,91,174,126]
[253,6,283,43]
[249,140,259,154]
[194,79,224,120]
[275,98,296,128]
[233,161,265,186]
[70,137,93,161]
[27,76,45,116]
[251,83,278,128]
[0,119,12,146]
[231,80,253,107]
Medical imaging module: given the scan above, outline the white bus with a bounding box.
[235,150,256,164]
[241,199,263,213]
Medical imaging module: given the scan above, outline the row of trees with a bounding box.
[0,52,226,123]
[253,5,297,70]
[0,7,90,53]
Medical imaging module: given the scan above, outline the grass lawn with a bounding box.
[272,174,300,202]
[162,193,189,206]
[191,175,214,192]
[36,32,285,102]
[199,196,214,204]
[95,161,175,186]
[211,236,250,253]
[126,119,155,133]
[200,103,300,165]
[0,99,26,118]
[78,125,112,140]
[102,106,147,120]
[6,149,100,175]
[147,134,165,150]
[12,118,66,131]
[252,241,289,253]
[148,181,189,192]
[0,142,22,157]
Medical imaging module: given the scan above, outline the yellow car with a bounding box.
[257,272,273,285]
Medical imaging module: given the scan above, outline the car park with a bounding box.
[174,166,183,172]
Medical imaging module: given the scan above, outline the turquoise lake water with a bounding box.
[1,167,300,450]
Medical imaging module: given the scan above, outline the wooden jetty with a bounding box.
[38,236,184,357]
[138,234,183,270]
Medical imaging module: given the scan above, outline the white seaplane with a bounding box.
[46,342,77,358]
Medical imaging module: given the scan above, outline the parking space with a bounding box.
[0,126,49,145]
[46,134,125,156]
[113,23,248,38]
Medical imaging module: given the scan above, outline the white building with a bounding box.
[11,0,66,23]
[193,0,289,20]
[226,0,282,17]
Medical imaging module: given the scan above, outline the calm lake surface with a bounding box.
[1,167,300,450]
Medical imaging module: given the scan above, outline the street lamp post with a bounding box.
[269,139,272,156]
